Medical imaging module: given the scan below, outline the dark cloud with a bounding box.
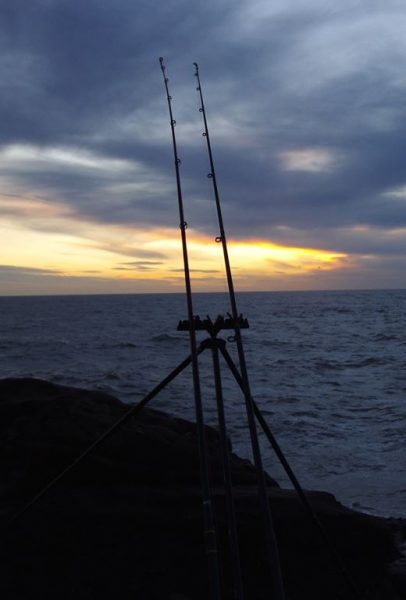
[0,264,60,276]
[170,268,221,273]
[114,260,163,272]
[121,261,163,266]
[0,264,179,295]
[1,0,406,288]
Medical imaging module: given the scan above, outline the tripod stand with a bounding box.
[178,313,280,600]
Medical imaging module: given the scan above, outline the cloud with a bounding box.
[0,264,61,276]
[279,148,338,173]
[114,260,164,272]
[1,0,406,291]
[169,268,221,273]
[120,261,164,266]
[0,263,182,295]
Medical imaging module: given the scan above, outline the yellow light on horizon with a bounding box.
[1,195,348,294]
[227,240,345,273]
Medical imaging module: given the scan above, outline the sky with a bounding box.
[1,0,406,295]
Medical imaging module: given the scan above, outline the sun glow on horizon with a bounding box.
[0,196,348,294]
[228,240,345,272]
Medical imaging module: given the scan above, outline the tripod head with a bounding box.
[177,314,249,338]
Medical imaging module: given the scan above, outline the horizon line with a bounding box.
[1,286,405,299]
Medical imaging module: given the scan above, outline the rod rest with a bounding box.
[177,314,249,336]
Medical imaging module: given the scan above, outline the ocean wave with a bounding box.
[314,360,341,371]
[291,410,318,418]
[321,307,354,314]
[111,341,139,348]
[151,333,182,342]
[345,357,389,368]
[103,371,122,381]
[278,396,301,404]
[260,339,291,347]
[374,333,399,342]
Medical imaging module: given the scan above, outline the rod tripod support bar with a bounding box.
[160,57,222,600]
[194,61,285,600]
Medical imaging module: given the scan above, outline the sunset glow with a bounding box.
[1,197,347,294]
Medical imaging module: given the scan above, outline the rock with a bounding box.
[0,378,404,599]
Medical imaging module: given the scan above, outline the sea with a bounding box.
[0,289,405,519]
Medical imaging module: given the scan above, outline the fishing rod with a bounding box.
[193,61,286,600]
[159,57,222,600]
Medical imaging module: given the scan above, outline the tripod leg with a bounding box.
[219,345,361,599]
[6,350,199,527]
[210,343,244,600]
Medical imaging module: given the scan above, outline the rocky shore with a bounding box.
[0,378,405,599]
